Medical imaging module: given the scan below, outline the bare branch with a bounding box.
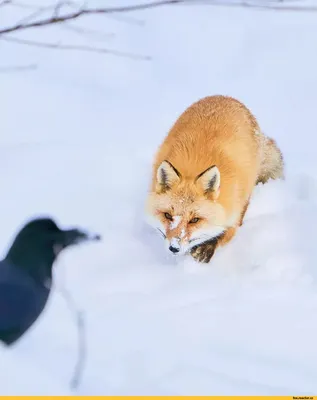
[12,1,78,26]
[11,0,76,10]
[61,23,115,41]
[210,0,317,12]
[0,64,37,72]
[56,264,87,391]
[15,6,54,26]
[0,0,11,7]
[54,1,72,18]
[0,0,187,35]
[8,1,47,9]
[2,0,317,68]
[1,0,317,38]
[3,36,151,60]
[105,13,145,27]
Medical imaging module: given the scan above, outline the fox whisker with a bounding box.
[157,228,166,239]
[189,234,211,244]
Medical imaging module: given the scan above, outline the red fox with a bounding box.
[145,95,284,263]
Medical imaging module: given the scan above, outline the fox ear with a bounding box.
[195,165,220,197]
[156,160,180,192]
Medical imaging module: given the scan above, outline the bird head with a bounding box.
[4,217,101,283]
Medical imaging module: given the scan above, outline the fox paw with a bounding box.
[190,240,217,263]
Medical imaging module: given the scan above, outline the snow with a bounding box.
[1,0,317,395]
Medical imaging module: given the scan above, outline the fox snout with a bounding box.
[166,236,190,256]
[168,237,181,254]
[169,245,180,254]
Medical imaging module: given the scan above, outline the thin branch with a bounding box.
[9,1,46,9]
[61,23,115,41]
[214,0,317,12]
[15,6,54,26]
[105,13,145,27]
[2,0,317,37]
[54,1,73,18]
[0,0,11,7]
[12,1,77,26]
[57,264,87,391]
[11,0,73,10]
[0,63,37,72]
[2,36,151,60]
[0,0,187,35]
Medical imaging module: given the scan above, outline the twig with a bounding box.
[15,6,54,26]
[186,0,317,11]
[2,0,317,37]
[13,1,77,26]
[11,0,75,10]
[2,0,316,66]
[2,36,151,60]
[220,0,317,12]
[57,269,87,391]
[61,23,115,41]
[0,63,37,72]
[0,0,186,35]
[0,0,11,7]
[105,13,145,27]
[54,1,70,18]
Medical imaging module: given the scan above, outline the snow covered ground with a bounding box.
[1,0,317,395]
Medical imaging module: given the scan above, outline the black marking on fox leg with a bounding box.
[190,232,225,263]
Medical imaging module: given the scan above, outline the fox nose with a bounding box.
[169,245,180,254]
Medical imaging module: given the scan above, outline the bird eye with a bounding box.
[189,217,200,224]
[164,212,173,221]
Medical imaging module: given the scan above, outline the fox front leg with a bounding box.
[190,227,237,263]
[190,239,218,263]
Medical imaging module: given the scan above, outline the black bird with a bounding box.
[0,217,101,346]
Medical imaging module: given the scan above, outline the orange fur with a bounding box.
[145,95,284,262]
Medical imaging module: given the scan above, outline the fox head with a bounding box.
[145,160,228,256]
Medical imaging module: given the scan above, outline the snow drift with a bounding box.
[1,0,317,395]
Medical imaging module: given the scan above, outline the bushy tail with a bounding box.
[256,133,284,185]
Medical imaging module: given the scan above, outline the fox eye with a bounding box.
[189,217,200,224]
[164,212,173,221]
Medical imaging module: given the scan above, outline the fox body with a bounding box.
[145,95,284,263]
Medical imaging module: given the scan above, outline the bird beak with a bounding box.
[62,228,102,247]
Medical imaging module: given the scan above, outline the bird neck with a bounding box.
[5,249,54,285]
